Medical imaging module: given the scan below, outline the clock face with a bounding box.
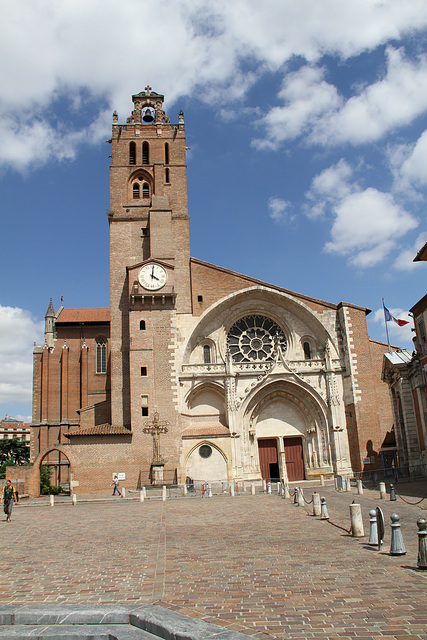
[138,264,167,290]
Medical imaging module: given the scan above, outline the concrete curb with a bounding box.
[0,604,253,640]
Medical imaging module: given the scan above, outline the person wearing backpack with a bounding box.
[1,479,18,522]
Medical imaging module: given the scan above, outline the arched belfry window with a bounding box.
[142,183,150,198]
[303,342,311,360]
[203,345,211,364]
[165,143,170,165]
[142,142,149,165]
[96,338,107,374]
[133,183,140,199]
[129,142,136,165]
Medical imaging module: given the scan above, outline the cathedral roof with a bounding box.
[55,308,110,324]
[64,424,130,437]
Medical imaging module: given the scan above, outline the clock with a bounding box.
[138,263,167,290]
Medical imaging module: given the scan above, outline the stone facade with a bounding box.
[29,87,395,495]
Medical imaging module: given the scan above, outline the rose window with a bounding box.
[227,315,287,363]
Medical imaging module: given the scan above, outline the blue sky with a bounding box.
[1,0,427,421]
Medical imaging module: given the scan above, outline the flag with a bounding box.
[383,305,409,327]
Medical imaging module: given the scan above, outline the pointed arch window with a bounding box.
[165,168,170,183]
[96,338,107,374]
[133,183,140,199]
[142,141,149,164]
[203,345,211,364]
[142,183,150,198]
[129,141,136,165]
[303,342,311,360]
[165,143,170,165]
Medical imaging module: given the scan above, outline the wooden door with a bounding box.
[284,437,305,481]
[258,438,278,480]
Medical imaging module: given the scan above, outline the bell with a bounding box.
[142,108,154,123]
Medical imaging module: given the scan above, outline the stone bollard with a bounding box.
[229,483,234,497]
[183,483,188,495]
[208,484,213,498]
[72,493,77,506]
[357,478,363,495]
[320,497,329,520]
[277,483,281,495]
[379,481,386,500]
[299,487,304,503]
[162,486,167,501]
[417,518,427,570]
[390,484,396,501]
[262,479,266,492]
[345,477,351,492]
[49,495,54,507]
[368,510,378,546]
[389,513,406,555]
[143,486,147,499]
[320,474,325,486]
[122,487,126,499]
[312,492,321,517]
[267,481,272,494]
[350,503,364,537]
[251,482,256,495]
[283,484,290,499]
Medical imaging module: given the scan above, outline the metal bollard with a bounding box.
[320,474,325,486]
[345,477,351,492]
[350,503,364,537]
[293,487,300,505]
[122,487,126,499]
[229,483,234,497]
[368,509,378,545]
[390,484,396,501]
[320,497,329,520]
[379,482,386,500]
[72,493,77,506]
[162,486,167,501]
[183,483,188,495]
[277,483,281,495]
[357,478,363,495]
[267,481,272,494]
[312,492,321,516]
[251,482,256,495]
[299,487,304,502]
[389,513,406,555]
[262,479,266,492]
[139,490,144,502]
[49,495,54,507]
[143,486,147,498]
[417,518,427,569]
[208,484,213,498]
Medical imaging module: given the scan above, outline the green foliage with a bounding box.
[40,465,52,495]
[0,439,30,465]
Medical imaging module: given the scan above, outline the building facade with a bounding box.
[29,88,394,495]
[0,416,31,442]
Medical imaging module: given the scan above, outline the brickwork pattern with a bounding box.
[1,485,426,640]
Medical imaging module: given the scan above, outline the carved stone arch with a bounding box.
[27,445,76,498]
[185,381,226,416]
[185,439,228,464]
[184,440,230,483]
[182,286,340,365]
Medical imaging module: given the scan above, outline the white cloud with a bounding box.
[268,197,291,223]
[313,47,427,146]
[255,46,427,150]
[305,160,419,267]
[393,232,427,271]
[1,1,427,170]
[399,129,427,186]
[0,306,43,406]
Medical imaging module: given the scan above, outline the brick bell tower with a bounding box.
[109,87,191,460]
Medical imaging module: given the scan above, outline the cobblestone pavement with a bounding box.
[1,483,426,640]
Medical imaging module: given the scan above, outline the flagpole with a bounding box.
[382,298,392,354]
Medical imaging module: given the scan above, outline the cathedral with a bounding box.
[29,88,393,495]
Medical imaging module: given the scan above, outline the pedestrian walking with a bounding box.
[111,475,122,496]
[1,479,18,522]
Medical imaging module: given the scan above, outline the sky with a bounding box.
[1,0,427,421]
